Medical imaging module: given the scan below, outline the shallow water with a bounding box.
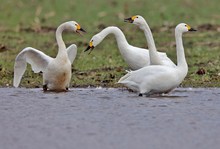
[0,87,220,149]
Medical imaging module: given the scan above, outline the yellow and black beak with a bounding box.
[188,28,197,31]
[76,24,86,35]
[186,24,197,32]
[124,17,134,23]
[124,16,137,23]
[84,41,94,52]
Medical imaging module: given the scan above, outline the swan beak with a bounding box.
[76,28,86,35]
[124,16,138,23]
[84,41,94,52]
[76,24,86,35]
[124,17,134,23]
[79,28,86,32]
[188,28,197,31]
[187,24,197,32]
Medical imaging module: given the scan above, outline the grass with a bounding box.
[0,0,220,88]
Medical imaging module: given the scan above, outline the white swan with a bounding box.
[118,23,196,96]
[84,26,170,70]
[13,21,86,91]
[124,15,176,67]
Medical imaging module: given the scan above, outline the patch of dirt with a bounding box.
[0,44,8,52]
[196,68,206,75]
[197,24,220,31]
[97,23,107,30]
[74,66,123,75]
[72,66,124,87]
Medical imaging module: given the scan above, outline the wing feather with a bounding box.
[13,47,53,87]
[67,44,77,64]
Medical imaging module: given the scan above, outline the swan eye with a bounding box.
[137,17,139,18]
[185,25,187,27]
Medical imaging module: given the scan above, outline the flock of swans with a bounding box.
[13,15,196,96]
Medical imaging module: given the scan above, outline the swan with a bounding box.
[124,15,176,67]
[84,26,170,70]
[13,21,86,91]
[118,23,196,96]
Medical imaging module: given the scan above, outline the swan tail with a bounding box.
[117,70,132,83]
[125,69,132,73]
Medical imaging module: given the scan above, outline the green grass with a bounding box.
[0,0,220,88]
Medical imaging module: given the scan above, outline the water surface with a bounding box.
[0,87,220,149]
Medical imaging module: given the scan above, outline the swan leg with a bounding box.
[43,84,48,91]
[139,84,150,97]
[139,92,151,97]
[65,82,70,91]
[139,93,143,96]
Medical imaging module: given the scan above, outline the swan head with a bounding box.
[175,23,197,33]
[124,15,145,27]
[64,21,86,35]
[84,34,102,52]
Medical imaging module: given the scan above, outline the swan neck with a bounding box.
[175,31,187,69]
[56,24,67,53]
[99,27,129,49]
[142,21,157,50]
[141,21,161,64]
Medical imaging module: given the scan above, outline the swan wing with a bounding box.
[119,65,180,94]
[67,44,77,64]
[118,65,172,85]
[158,52,176,67]
[13,47,53,87]
[123,45,150,70]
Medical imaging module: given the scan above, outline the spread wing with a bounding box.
[13,47,53,87]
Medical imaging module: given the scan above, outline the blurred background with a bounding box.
[1,0,220,27]
[0,0,219,87]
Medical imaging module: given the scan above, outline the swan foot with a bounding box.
[43,84,48,91]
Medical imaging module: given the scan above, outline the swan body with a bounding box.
[13,21,86,91]
[118,23,196,96]
[125,15,176,67]
[84,26,170,70]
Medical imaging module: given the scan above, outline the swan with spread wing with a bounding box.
[13,21,86,91]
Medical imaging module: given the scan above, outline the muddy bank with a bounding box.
[0,88,220,149]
